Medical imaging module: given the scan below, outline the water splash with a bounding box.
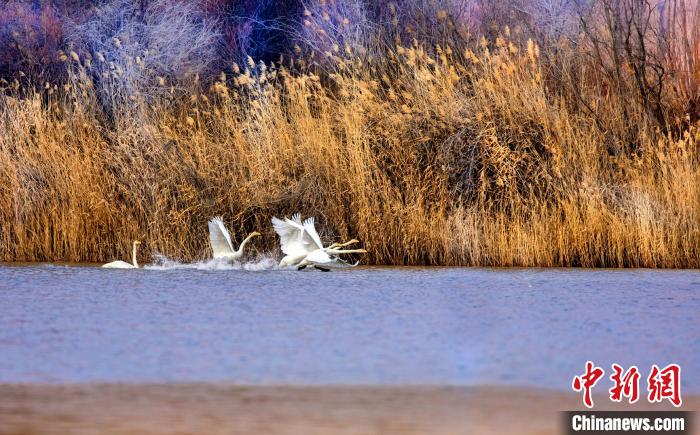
[145,253,280,271]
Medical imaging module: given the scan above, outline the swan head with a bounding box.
[133,240,142,246]
[250,231,262,237]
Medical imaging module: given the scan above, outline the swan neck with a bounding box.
[326,248,365,255]
[237,233,256,255]
[132,243,139,267]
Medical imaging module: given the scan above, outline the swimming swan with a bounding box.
[102,240,141,269]
[208,216,261,261]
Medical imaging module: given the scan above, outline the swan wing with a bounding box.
[327,258,360,268]
[302,217,324,249]
[277,213,314,247]
[208,217,235,258]
[285,215,308,245]
[290,213,302,226]
[272,216,311,257]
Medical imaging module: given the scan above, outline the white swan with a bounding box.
[271,213,317,266]
[296,245,367,271]
[102,240,141,269]
[208,216,261,261]
[271,214,366,270]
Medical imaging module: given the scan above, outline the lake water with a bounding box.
[0,262,698,392]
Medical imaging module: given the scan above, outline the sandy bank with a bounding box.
[0,384,696,435]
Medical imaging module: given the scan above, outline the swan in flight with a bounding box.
[271,214,366,270]
[208,216,261,261]
[102,240,141,269]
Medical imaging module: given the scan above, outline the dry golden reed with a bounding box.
[0,35,698,267]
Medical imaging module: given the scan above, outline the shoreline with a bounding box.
[1,384,697,435]
[3,261,700,270]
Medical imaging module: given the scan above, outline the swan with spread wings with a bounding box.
[208,216,261,261]
[271,214,366,270]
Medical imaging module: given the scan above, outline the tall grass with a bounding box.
[0,1,698,267]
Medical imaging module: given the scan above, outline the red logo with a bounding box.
[609,364,640,404]
[572,362,682,408]
[648,364,682,407]
[572,361,605,408]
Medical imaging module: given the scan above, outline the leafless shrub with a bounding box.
[659,0,700,122]
[513,0,580,44]
[575,0,700,137]
[68,0,222,116]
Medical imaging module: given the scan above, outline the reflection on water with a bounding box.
[0,264,698,392]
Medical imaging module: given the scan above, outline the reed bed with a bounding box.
[0,14,698,267]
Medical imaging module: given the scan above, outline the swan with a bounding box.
[102,240,141,269]
[272,214,366,270]
[208,216,261,261]
[297,219,367,270]
[271,213,317,266]
[296,246,367,271]
[272,214,356,267]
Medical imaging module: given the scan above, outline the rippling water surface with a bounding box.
[0,262,698,391]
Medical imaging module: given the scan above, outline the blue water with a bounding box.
[0,264,698,392]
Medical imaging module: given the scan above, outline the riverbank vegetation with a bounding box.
[0,0,698,266]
